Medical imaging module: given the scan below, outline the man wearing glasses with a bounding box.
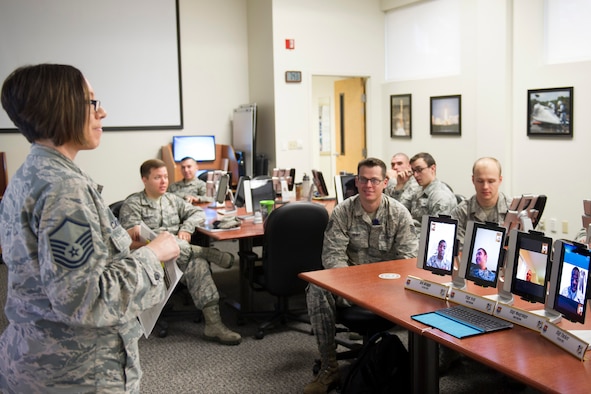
[304,157,418,394]
[407,152,458,235]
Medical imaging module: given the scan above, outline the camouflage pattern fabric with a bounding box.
[385,175,421,212]
[306,194,418,366]
[168,177,213,203]
[451,192,511,249]
[119,192,220,308]
[409,178,458,235]
[0,144,166,393]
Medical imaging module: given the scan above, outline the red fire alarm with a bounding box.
[285,39,295,50]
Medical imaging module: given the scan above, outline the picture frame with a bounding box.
[430,95,461,135]
[527,87,573,137]
[390,94,412,138]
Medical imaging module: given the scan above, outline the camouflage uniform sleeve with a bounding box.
[321,204,353,270]
[170,194,205,233]
[118,194,144,230]
[167,181,180,194]
[38,180,165,327]
[428,186,458,217]
[389,201,419,259]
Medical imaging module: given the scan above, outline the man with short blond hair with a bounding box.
[451,157,511,249]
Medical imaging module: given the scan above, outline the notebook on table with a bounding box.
[412,304,513,339]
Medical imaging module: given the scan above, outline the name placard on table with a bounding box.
[540,321,590,360]
[493,303,548,332]
[447,287,496,314]
[405,275,450,300]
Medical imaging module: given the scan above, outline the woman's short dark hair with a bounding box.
[1,63,88,146]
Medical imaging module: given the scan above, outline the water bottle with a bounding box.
[302,173,311,199]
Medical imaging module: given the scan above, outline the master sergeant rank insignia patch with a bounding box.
[49,218,94,269]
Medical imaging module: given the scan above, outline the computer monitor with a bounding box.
[416,215,458,277]
[311,169,330,197]
[503,229,552,304]
[334,174,358,204]
[458,221,506,288]
[547,239,591,323]
[233,175,250,207]
[172,135,216,162]
[250,178,275,211]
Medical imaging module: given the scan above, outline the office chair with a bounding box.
[240,202,329,339]
[108,200,202,338]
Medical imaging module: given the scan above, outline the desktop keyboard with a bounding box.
[435,305,513,333]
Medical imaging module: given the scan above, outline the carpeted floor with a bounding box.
[0,241,542,393]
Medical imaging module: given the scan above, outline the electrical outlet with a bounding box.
[287,140,298,150]
[562,221,569,234]
[538,219,545,231]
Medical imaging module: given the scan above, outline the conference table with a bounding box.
[194,199,335,316]
[299,259,591,394]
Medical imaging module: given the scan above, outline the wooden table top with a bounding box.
[195,199,335,241]
[299,259,591,394]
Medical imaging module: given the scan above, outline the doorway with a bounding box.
[313,76,367,196]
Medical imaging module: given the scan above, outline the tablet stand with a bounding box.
[450,255,467,290]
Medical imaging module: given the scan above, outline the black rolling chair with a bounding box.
[108,200,202,338]
[240,201,329,339]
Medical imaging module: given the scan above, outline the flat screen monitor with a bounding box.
[504,229,552,304]
[548,240,591,323]
[233,175,250,207]
[334,174,358,204]
[458,221,506,288]
[311,169,329,197]
[250,178,275,211]
[416,215,458,276]
[172,135,216,162]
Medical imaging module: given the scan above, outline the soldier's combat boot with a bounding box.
[202,304,241,345]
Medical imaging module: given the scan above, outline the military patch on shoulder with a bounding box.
[49,218,94,269]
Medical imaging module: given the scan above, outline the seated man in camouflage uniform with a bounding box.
[168,156,213,204]
[451,157,511,249]
[304,158,418,394]
[385,152,421,211]
[119,159,241,345]
[407,152,458,236]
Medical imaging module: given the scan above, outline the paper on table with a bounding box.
[137,222,183,338]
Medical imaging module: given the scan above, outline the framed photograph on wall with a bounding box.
[430,95,461,135]
[527,87,573,137]
[390,94,412,138]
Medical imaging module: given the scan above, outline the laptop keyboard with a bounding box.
[435,305,513,333]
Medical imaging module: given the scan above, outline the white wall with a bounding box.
[1,0,590,240]
[269,0,385,178]
[0,0,250,205]
[378,0,590,240]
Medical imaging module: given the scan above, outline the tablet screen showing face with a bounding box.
[554,242,591,323]
[464,222,506,288]
[510,231,552,304]
[418,216,457,276]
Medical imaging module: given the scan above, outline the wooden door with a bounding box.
[334,77,367,174]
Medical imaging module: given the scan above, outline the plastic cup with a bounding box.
[259,200,275,221]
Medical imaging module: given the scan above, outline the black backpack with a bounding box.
[341,331,411,394]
